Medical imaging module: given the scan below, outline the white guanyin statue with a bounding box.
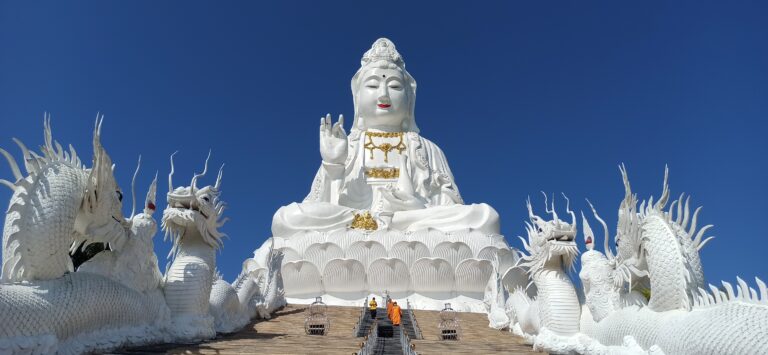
[272,38,499,235]
[253,38,517,311]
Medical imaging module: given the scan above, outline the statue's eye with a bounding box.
[116,190,123,202]
[202,196,210,202]
[537,227,543,233]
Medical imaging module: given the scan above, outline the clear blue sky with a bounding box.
[1,1,766,286]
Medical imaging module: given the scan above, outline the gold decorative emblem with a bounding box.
[365,168,400,179]
[350,211,378,231]
[364,131,406,163]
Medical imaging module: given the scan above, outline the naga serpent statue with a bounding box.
[0,118,170,354]
[507,166,768,354]
[162,152,285,340]
[507,194,580,337]
[0,119,284,354]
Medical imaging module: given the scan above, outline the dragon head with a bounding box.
[162,152,227,256]
[72,117,131,252]
[517,193,579,274]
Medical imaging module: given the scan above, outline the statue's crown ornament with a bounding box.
[361,38,404,69]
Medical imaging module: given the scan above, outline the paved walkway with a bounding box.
[410,309,540,355]
[115,304,540,354]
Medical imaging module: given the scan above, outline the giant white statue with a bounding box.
[253,38,517,311]
[273,37,499,235]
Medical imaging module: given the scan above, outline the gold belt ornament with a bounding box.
[365,168,400,179]
[364,131,406,163]
[350,211,378,231]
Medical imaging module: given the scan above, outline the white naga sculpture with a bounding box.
[0,118,283,354]
[505,166,768,354]
[254,38,517,311]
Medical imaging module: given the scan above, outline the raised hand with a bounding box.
[319,113,348,165]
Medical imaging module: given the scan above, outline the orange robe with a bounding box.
[386,301,393,320]
[391,305,402,326]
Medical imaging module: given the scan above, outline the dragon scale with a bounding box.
[2,162,89,281]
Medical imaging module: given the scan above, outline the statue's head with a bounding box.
[351,38,418,132]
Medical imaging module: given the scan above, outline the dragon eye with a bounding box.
[202,196,210,202]
[116,190,123,202]
[537,227,543,233]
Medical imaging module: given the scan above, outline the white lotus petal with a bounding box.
[346,240,387,269]
[390,241,431,269]
[433,241,473,270]
[282,260,323,298]
[411,257,455,295]
[327,229,366,251]
[368,258,411,294]
[322,258,367,296]
[304,242,344,271]
[455,259,494,295]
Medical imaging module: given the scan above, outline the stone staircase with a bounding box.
[115,305,363,354]
[115,304,540,354]
[409,309,540,355]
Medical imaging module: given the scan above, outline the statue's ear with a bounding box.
[406,71,417,95]
[350,69,363,129]
[404,70,419,133]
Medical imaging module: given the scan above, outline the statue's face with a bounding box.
[357,67,409,130]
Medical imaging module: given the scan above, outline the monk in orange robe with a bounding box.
[386,299,394,321]
[391,301,402,326]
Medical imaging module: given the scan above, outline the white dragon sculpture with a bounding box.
[507,193,581,337]
[162,152,285,340]
[507,166,768,354]
[0,118,284,354]
[0,117,171,354]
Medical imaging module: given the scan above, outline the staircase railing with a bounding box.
[406,299,423,340]
[353,297,368,337]
[356,320,378,355]
[399,323,418,355]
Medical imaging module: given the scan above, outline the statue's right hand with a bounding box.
[319,113,348,165]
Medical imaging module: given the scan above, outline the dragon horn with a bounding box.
[581,211,594,250]
[145,171,158,214]
[215,163,224,190]
[542,191,559,222]
[586,198,613,260]
[130,155,141,219]
[654,165,670,210]
[619,163,632,209]
[190,150,211,192]
[168,151,178,193]
[562,193,576,232]
[526,196,535,221]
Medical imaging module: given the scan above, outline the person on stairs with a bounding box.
[369,297,378,319]
[386,298,394,321]
[391,301,402,326]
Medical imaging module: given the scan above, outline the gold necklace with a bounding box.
[364,131,406,163]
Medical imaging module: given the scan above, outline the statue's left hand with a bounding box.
[380,156,426,211]
[319,113,348,165]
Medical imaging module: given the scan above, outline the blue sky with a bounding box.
[1,1,766,286]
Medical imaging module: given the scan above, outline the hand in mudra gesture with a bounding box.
[319,113,347,165]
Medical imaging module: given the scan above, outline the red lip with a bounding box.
[586,236,593,245]
[377,104,391,108]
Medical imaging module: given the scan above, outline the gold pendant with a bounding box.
[350,211,378,231]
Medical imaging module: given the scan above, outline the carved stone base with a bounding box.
[251,228,520,312]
